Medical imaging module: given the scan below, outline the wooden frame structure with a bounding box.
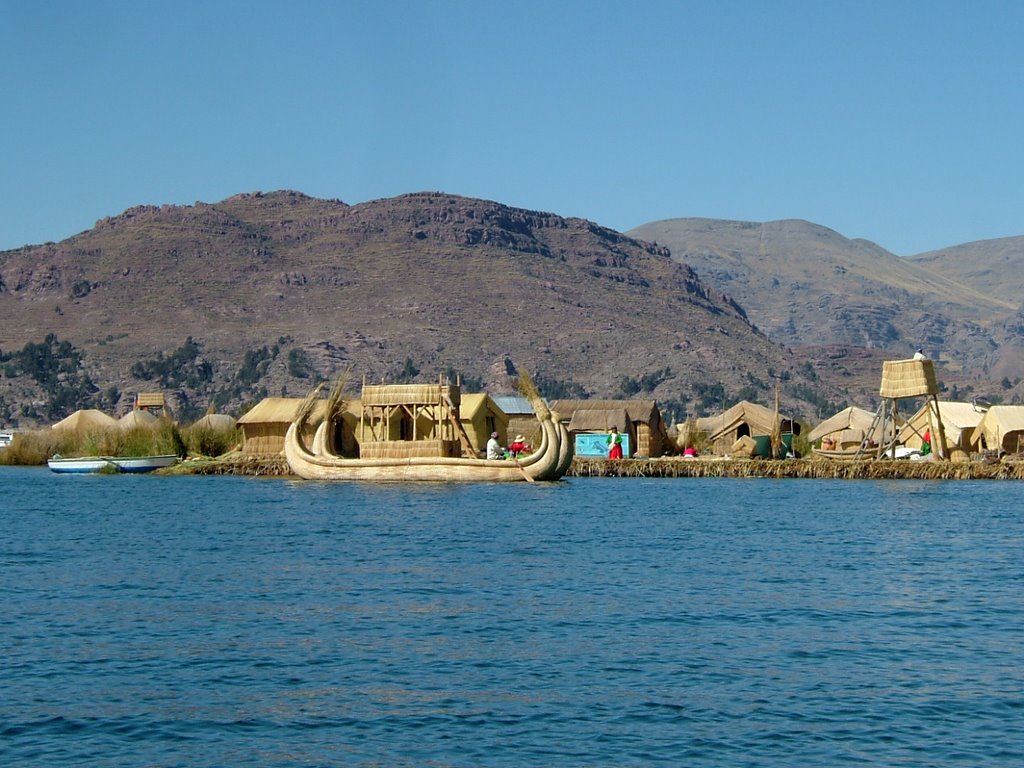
[357,378,476,459]
[868,359,948,460]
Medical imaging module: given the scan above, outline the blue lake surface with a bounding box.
[2,466,1022,767]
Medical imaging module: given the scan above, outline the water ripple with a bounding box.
[1,470,1021,766]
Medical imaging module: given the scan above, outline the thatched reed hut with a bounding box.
[51,409,118,433]
[352,384,499,459]
[568,408,631,457]
[897,400,985,460]
[969,405,1024,455]
[118,409,159,431]
[458,393,510,455]
[240,386,518,459]
[237,397,329,455]
[192,413,237,431]
[134,391,167,415]
[549,399,667,457]
[695,400,800,457]
[807,406,889,454]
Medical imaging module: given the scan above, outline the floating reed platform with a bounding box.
[166,455,292,477]
[164,454,1024,480]
[569,457,1024,480]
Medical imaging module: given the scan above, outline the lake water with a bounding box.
[2,467,1022,767]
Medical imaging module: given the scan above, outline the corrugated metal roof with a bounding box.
[491,395,538,415]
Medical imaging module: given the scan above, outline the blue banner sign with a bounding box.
[575,432,630,457]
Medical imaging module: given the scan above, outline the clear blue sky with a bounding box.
[2,1,1022,256]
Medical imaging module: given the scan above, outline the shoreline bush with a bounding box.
[0,419,188,466]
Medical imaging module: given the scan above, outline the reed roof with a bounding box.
[567,408,630,433]
[51,409,118,432]
[192,413,237,430]
[460,393,502,420]
[880,359,938,398]
[550,399,659,424]
[136,392,165,408]
[118,409,159,430]
[361,383,455,407]
[237,397,329,425]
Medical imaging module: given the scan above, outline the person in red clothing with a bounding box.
[607,426,624,460]
[509,434,529,457]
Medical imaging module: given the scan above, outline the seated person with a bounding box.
[486,431,505,460]
[509,434,529,457]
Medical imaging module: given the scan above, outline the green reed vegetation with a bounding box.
[0,420,241,466]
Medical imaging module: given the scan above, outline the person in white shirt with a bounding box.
[486,431,504,460]
[913,348,926,361]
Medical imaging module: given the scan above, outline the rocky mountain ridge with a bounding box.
[1,191,816,426]
[3,191,1019,428]
[627,217,1024,386]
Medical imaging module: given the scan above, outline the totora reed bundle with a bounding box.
[569,456,1024,480]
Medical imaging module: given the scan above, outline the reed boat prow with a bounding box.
[284,377,571,482]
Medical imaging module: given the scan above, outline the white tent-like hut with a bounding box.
[694,400,800,457]
[969,405,1024,455]
[897,400,985,459]
[808,406,889,454]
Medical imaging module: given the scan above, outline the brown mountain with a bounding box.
[627,217,1023,392]
[910,235,1024,308]
[909,237,1024,381]
[0,191,828,426]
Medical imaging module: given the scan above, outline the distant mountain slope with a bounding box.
[627,218,1016,375]
[910,236,1024,309]
[0,192,825,425]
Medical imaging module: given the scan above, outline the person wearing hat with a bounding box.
[509,433,529,457]
[913,348,926,361]
[486,431,505,460]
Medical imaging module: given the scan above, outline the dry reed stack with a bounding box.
[569,456,1024,480]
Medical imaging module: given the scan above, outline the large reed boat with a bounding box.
[284,378,572,482]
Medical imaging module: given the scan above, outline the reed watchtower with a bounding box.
[869,358,948,459]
